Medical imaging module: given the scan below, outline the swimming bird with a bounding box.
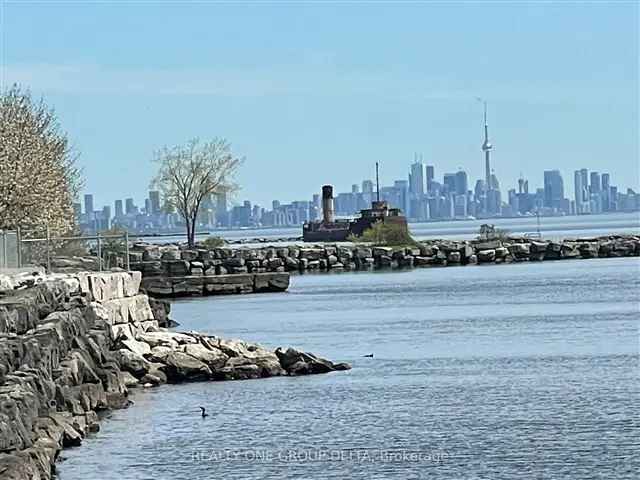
[199,407,209,418]
[363,354,374,358]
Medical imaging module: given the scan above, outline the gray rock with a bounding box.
[160,351,212,382]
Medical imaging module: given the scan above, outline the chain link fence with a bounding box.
[15,228,131,273]
[0,230,20,269]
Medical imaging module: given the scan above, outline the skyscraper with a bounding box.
[580,169,589,196]
[590,172,601,194]
[409,161,425,197]
[601,173,611,211]
[394,180,410,215]
[101,206,111,230]
[574,170,583,214]
[426,165,435,193]
[362,180,374,194]
[443,173,457,193]
[149,190,161,215]
[544,170,564,209]
[216,191,228,226]
[455,170,468,195]
[115,199,123,218]
[83,194,94,216]
[125,198,135,215]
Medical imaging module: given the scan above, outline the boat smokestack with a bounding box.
[322,185,335,223]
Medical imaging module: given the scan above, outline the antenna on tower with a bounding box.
[376,162,380,203]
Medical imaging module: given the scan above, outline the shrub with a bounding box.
[348,221,417,247]
[202,236,225,249]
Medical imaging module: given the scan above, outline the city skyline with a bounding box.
[76,99,639,229]
[3,3,638,208]
[77,157,639,234]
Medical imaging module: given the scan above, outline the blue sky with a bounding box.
[2,1,638,209]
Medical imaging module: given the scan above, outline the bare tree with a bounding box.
[151,138,243,247]
[0,84,82,235]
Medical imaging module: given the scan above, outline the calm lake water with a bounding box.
[60,257,639,479]
[140,211,640,244]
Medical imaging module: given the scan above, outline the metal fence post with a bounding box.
[124,231,130,271]
[1,231,6,269]
[46,225,52,273]
[97,232,102,272]
[16,227,22,268]
[1,231,5,269]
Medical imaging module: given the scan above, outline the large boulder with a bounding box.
[114,349,151,378]
[477,249,496,263]
[160,352,212,382]
[181,343,228,371]
[274,347,351,376]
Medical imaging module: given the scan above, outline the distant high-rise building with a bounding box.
[100,206,111,231]
[231,201,252,227]
[125,198,135,215]
[426,165,435,193]
[73,202,82,217]
[362,180,374,194]
[455,170,468,195]
[409,161,425,197]
[590,171,601,193]
[144,198,151,214]
[115,199,123,218]
[580,169,589,196]
[574,170,584,214]
[474,179,486,200]
[601,173,611,211]
[454,194,467,217]
[443,173,457,194]
[84,194,94,216]
[351,184,359,194]
[149,190,161,214]
[394,180,410,215]
[216,191,228,226]
[544,170,565,209]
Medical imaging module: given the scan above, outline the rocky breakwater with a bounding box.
[129,234,640,281]
[0,272,350,479]
[128,243,290,298]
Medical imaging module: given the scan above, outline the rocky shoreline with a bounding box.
[0,271,350,479]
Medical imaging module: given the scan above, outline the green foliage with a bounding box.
[202,235,225,249]
[348,221,417,247]
[478,224,510,241]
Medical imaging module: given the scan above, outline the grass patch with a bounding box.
[348,221,418,247]
[202,235,226,249]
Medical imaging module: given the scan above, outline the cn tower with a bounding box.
[481,101,493,191]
